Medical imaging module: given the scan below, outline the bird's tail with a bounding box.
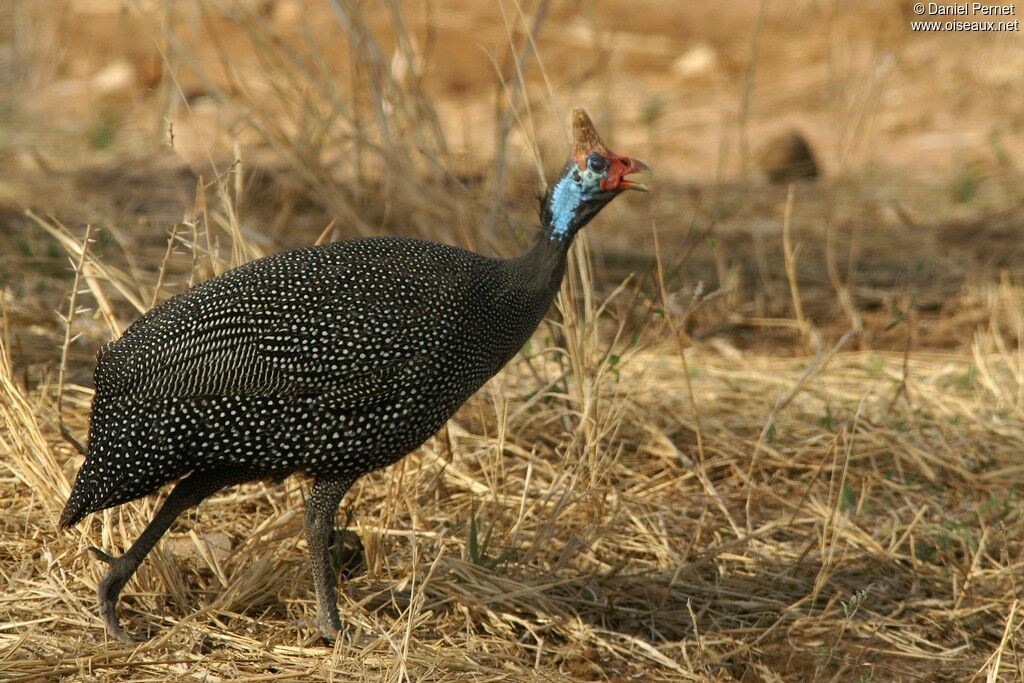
[58,394,182,529]
[58,394,122,529]
[59,465,100,529]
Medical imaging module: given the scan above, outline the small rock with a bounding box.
[672,43,718,79]
[166,532,232,562]
[90,59,137,99]
[757,131,820,184]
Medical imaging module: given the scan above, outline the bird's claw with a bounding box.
[300,618,341,647]
[103,614,148,644]
[308,613,358,649]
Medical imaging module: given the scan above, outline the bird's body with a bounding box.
[60,108,648,642]
[61,236,564,527]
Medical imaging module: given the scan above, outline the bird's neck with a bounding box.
[492,230,569,340]
[481,229,569,368]
[516,229,570,293]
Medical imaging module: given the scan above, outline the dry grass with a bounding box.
[6,266,1024,680]
[3,1,1024,681]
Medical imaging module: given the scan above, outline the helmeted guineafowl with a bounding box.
[59,107,649,642]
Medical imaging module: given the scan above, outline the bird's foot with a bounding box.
[304,611,359,649]
[89,546,148,643]
[316,608,343,644]
[299,614,343,647]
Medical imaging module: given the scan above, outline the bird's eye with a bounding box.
[586,153,608,173]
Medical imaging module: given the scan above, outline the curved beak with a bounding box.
[619,157,651,192]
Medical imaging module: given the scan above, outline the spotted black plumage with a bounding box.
[59,108,649,642]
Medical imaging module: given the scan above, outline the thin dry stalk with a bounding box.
[736,0,767,177]
[652,222,741,539]
[780,184,816,350]
[56,223,93,457]
[743,328,857,532]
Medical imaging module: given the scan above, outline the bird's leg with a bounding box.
[90,469,241,642]
[304,475,355,642]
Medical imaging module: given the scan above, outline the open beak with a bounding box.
[618,157,651,192]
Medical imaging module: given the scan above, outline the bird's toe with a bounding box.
[89,546,118,565]
[94,550,147,642]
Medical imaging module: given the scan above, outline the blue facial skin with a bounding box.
[548,153,610,240]
[548,173,585,238]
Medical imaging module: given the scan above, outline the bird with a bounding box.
[59,107,649,643]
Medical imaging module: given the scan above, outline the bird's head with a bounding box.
[543,107,650,241]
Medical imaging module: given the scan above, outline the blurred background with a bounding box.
[3,0,1024,363]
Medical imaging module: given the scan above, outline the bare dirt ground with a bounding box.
[2,1,1024,681]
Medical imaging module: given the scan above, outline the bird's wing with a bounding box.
[95,251,481,404]
[251,271,449,403]
[315,353,432,413]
